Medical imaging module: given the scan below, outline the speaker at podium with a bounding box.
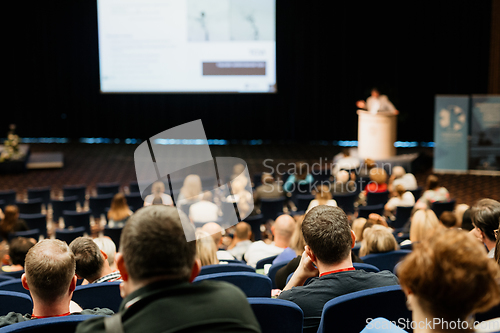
[357,110,397,160]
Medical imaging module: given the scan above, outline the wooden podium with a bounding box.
[357,110,397,159]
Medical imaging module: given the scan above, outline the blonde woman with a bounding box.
[143,181,173,206]
[107,193,133,227]
[306,184,337,213]
[196,230,219,267]
[359,225,398,257]
[177,175,203,211]
[408,209,440,244]
[352,217,367,244]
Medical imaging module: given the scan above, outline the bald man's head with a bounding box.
[272,214,296,246]
[201,222,224,245]
[392,166,406,179]
[235,222,251,240]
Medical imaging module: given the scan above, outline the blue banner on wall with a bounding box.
[470,95,500,172]
[434,95,469,172]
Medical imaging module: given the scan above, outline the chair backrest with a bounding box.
[431,199,456,219]
[0,279,30,295]
[72,282,122,313]
[357,204,385,219]
[51,196,78,222]
[0,190,17,205]
[333,192,357,214]
[0,291,33,316]
[256,255,279,270]
[317,285,411,333]
[295,194,315,212]
[104,226,123,250]
[10,229,41,242]
[124,192,144,212]
[199,264,255,276]
[392,205,414,229]
[360,250,412,272]
[247,298,304,333]
[267,260,290,289]
[62,210,92,235]
[194,272,272,297]
[243,214,265,241]
[129,181,140,193]
[55,226,86,244]
[96,182,121,196]
[366,191,389,206]
[18,213,47,237]
[353,262,380,273]
[260,197,285,222]
[63,184,87,206]
[0,275,14,282]
[409,186,423,201]
[15,199,43,215]
[88,194,114,218]
[27,187,51,206]
[0,315,104,333]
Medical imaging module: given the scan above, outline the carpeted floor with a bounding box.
[0,143,498,207]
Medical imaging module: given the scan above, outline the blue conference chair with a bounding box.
[391,206,414,229]
[295,194,315,213]
[19,213,47,237]
[256,255,279,270]
[0,315,106,333]
[0,279,30,296]
[366,191,389,206]
[267,260,290,289]
[317,285,411,333]
[409,186,423,201]
[72,282,122,313]
[124,192,144,212]
[0,275,14,283]
[247,298,304,333]
[10,229,41,242]
[199,264,255,276]
[63,210,92,235]
[360,250,412,272]
[0,190,17,206]
[51,196,78,223]
[104,226,123,250]
[129,181,140,193]
[194,272,272,298]
[27,187,51,207]
[333,192,357,214]
[89,194,114,218]
[431,199,456,219]
[260,197,285,222]
[219,259,246,264]
[55,226,86,244]
[96,182,121,196]
[353,262,380,273]
[15,199,43,215]
[0,291,33,316]
[357,204,384,219]
[63,184,87,207]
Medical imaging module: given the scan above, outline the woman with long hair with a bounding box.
[196,230,219,267]
[143,181,173,207]
[415,175,450,209]
[0,205,28,241]
[107,193,133,227]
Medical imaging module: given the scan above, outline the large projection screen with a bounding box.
[97,0,277,93]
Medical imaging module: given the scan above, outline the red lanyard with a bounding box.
[320,267,355,277]
[31,312,71,319]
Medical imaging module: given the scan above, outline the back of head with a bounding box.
[336,170,349,184]
[410,209,440,243]
[273,214,295,242]
[295,162,309,181]
[426,175,439,190]
[235,222,251,241]
[151,181,165,195]
[120,205,196,282]
[352,218,367,242]
[302,206,351,265]
[25,239,75,303]
[359,225,398,257]
[93,237,117,267]
[395,184,406,197]
[261,173,274,185]
[472,198,500,242]
[392,166,406,179]
[398,228,500,321]
[461,208,474,231]
[439,211,457,228]
[9,237,35,266]
[69,237,105,282]
[201,222,223,245]
[195,230,219,266]
[369,168,387,185]
[181,175,202,200]
[314,184,332,202]
[201,191,213,202]
[1,205,19,232]
[108,193,129,221]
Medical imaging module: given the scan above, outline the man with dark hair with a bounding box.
[471,198,500,258]
[76,205,260,333]
[0,239,113,327]
[69,237,121,284]
[1,237,35,273]
[278,205,398,333]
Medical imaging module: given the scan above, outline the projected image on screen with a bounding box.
[97,0,276,93]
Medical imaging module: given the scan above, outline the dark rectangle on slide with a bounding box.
[203,62,266,76]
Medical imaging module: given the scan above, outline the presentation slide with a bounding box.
[97,0,277,93]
